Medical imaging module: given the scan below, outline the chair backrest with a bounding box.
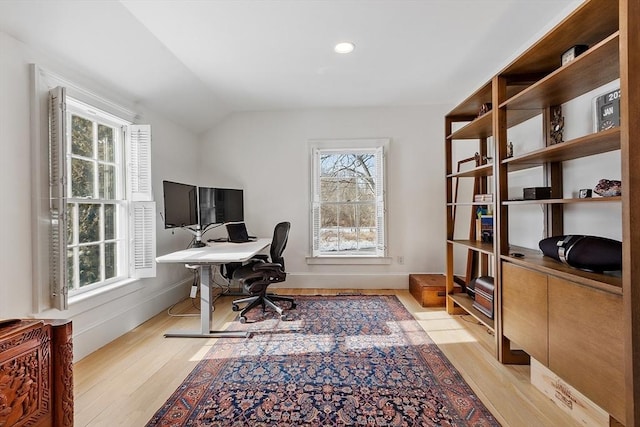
[270,222,290,269]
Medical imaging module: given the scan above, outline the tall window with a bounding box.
[49,87,155,309]
[310,139,387,257]
[66,100,125,292]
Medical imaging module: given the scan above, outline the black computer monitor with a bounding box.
[162,181,198,229]
[217,188,244,224]
[198,187,244,228]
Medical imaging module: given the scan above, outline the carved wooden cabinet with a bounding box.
[0,319,73,426]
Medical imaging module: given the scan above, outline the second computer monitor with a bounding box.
[198,187,244,228]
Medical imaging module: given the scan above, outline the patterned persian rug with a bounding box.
[147,295,500,426]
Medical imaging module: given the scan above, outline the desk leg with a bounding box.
[164,265,249,338]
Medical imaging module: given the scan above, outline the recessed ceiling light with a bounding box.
[334,42,355,54]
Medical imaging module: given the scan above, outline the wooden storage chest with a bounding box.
[409,274,461,307]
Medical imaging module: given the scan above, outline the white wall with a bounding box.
[0,31,199,360]
[198,107,449,288]
[505,80,622,249]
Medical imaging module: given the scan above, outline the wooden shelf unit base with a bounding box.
[448,293,495,330]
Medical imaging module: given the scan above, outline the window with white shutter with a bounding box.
[309,139,388,258]
[48,87,155,308]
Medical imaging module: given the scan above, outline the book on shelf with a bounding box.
[476,215,493,243]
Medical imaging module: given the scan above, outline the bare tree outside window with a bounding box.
[318,153,377,253]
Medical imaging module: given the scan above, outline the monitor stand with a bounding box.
[183,225,206,247]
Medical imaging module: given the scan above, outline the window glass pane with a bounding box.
[320,179,338,202]
[66,203,75,244]
[338,204,355,228]
[356,178,375,201]
[98,124,114,162]
[357,231,376,251]
[319,229,338,252]
[71,115,93,157]
[321,204,337,227]
[337,204,356,251]
[104,204,115,240]
[358,205,376,250]
[320,154,337,177]
[71,158,94,198]
[359,204,376,228]
[78,244,100,287]
[337,178,356,202]
[99,164,115,199]
[105,242,116,280]
[67,249,75,290]
[78,204,100,243]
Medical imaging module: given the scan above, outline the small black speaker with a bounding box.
[539,235,622,272]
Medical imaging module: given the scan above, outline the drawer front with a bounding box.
[502,262,548,365]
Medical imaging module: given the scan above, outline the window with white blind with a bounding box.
[309,139,388,260]
[49,87,155,309]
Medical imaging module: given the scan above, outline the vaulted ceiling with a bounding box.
[0,0,579,133]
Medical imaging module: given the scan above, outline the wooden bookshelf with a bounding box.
[444,0,638,423]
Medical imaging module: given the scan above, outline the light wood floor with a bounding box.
[74,289,580,427]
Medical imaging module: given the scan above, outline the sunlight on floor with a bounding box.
[189,344,215,362]
[416,313,485,345]
[187,314,474,361]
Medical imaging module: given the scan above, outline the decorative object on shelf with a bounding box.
[473,193,494,203]
[550,105,564,144]
[478,103,492,117]
[506,141,514,158]
[539,235,622,272]
[593,178,621,197]
[470,276,494,319]
[561,44,588,65]
[523,186,552,200]
[594,88,621,131]
[578,188,593,198]
[465,279,476,300]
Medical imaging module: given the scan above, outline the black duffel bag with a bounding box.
[539,235,622,272]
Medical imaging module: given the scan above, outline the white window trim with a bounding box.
[31,64,155,313]
[307,138,389,264]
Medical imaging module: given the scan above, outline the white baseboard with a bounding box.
[72,278,191,361]
[272,273,409,290]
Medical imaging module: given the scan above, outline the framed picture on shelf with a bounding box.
[593,88,620,132]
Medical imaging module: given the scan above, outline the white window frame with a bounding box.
[38,66,155,311]
[308,138,390,265]
[64,99,129,296]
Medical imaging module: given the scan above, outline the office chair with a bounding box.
[231,222,296,323]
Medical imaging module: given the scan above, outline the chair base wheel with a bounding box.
[239,316,247,324]
[290,302,297,310]
[232,304,240,312]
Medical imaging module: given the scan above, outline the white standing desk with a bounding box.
[156,238,271,338]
